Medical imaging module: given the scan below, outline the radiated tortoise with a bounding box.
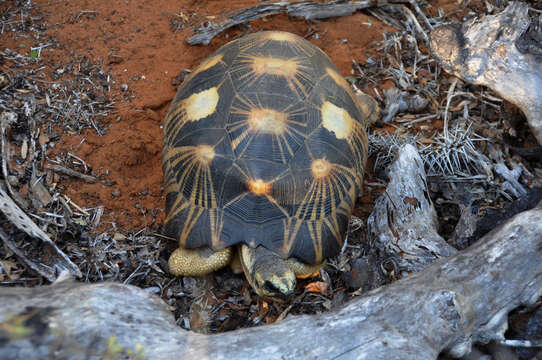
[162,31,377,301]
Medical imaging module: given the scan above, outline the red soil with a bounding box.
[4,0,467,230]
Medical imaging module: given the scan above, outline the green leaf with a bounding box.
[19,44,26,49]
[345,76,357,84]
[29,49,38,59]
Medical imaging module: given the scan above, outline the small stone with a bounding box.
[171,70,191,86]
[6,175,18,186]
[112,189,121,197]
[20,139,28,160]
[343,258,370,291]
[0,72,9,89]
[120,83,128,91]
[107,54,123,64]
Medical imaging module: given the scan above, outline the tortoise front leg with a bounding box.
[168,246,232,276]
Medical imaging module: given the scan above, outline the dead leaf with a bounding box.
[38,132,50,147]
[20,139,28,160]
[0,259,18,280]
[304,281,329,296]
[258,300,269,320]
[72,218,88,226]
[351,288,364,297]
[189,288,214,334]
[419,137,435,144]
[265,314,277,324]
[276,303,294,322]
[30,177,52,207]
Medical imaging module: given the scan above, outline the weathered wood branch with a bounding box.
[430,2,542,144]
[367,145,457,278]
[2,200,541,359]
[187,0,417,45]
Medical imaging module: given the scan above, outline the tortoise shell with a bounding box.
[162,31,368,265]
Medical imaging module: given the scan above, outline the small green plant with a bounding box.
[0,313,35,341]
[104,336,146,360]
[126,343,146,359]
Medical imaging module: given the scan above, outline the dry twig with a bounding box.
[45,164,97,183]
[0,186,81,281]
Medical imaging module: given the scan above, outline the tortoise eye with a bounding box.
[263,280,280,294]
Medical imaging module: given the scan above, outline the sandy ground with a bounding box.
[2,0,475,231]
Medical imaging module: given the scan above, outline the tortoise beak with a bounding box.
[255,273,296,302]
[239,244,297,302]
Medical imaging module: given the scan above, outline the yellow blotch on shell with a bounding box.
[251,56,298,78]
[311,158,332,179]
[248,108,287,135]
[263,31,299,42]
[248,178,271,196]
[184,54,224,84]
[195,53,224,74]
[195,144,215,164]
[181,87,219,122]
[321,101,354,139]
[326,67,350,90]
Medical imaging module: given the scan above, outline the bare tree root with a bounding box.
[1,188,541,359]
[430,2,542,145]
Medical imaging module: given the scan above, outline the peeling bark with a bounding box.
[187,0,417,45]
[430,2,542,144]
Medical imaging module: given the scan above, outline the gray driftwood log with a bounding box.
[1,204,542,359]
[367,145,457,278]
[430,2,542,145]
[187,0,418,45]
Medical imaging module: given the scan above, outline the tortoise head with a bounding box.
[239,244,296,302]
